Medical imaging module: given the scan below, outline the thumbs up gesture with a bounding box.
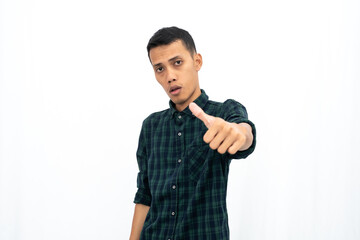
[189,102,253,155]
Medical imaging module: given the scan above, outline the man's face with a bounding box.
[149,40,202,111]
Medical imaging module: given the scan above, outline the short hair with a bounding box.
[147,26,197,59]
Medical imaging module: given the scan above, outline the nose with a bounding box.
[167,69,177,83]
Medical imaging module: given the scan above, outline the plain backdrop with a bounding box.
[1,0,359,239]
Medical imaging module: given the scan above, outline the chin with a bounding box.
[170,98,183,105]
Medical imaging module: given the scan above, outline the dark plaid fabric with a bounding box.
[134,89,256,240]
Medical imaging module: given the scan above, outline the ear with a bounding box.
[194,53,203,71]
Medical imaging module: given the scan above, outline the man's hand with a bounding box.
[189,102,253,154]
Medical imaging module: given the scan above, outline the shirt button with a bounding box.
[178,132,182,137]
[171,211,176,216]
[178,115,182,119]
[172,185,176,190]
[178,159,182,163]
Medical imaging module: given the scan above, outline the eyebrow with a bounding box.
[153,55,181,67]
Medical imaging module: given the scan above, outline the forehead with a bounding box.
[149,40,192,65]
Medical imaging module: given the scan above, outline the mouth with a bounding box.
[169,85,182,95]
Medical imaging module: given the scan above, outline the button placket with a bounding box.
[169,111,183,238]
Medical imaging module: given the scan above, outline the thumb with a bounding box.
[189,102,215,128]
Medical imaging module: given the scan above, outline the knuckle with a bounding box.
[228,148,237,154]
[238,133,245,143]
[218,148,226,154]
[227,148,234,154]
[229,143,239,154]
[214,117,222,123]
[214,118,224,127]
[209,142,217,150]
[223,124,231,132]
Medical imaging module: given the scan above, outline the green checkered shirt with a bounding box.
[134,89,256,240]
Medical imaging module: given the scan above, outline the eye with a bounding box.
[156,67,164,73]
[174,60,182,66]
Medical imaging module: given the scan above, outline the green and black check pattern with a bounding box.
[134,89,256,240]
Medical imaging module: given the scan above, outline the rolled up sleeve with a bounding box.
[133,121,152,206]
[221,99,257,160]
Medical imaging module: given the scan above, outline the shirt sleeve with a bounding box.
[221,99,257,160]
[133,119,152,206]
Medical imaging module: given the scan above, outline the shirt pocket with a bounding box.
[186,141,211,182]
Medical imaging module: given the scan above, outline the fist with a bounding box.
[189,102,248,155]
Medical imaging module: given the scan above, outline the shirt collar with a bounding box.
[169,89,209,118]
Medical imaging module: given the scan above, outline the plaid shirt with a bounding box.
[134,89,256,240]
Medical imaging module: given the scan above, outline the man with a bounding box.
[130,27,256,240]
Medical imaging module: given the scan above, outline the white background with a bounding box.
[1,0,359,239]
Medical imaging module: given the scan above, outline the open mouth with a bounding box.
[170,86,182,95]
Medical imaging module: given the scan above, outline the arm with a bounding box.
[189,102,254,155]
[202,118,253,154]
[129,203,150,240]
[131,120,152,239]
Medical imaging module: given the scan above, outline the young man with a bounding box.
[130,27,256,240]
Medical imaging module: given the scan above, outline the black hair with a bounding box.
[147,26,197,59]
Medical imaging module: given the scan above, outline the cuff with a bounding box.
[133,188,151,206]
